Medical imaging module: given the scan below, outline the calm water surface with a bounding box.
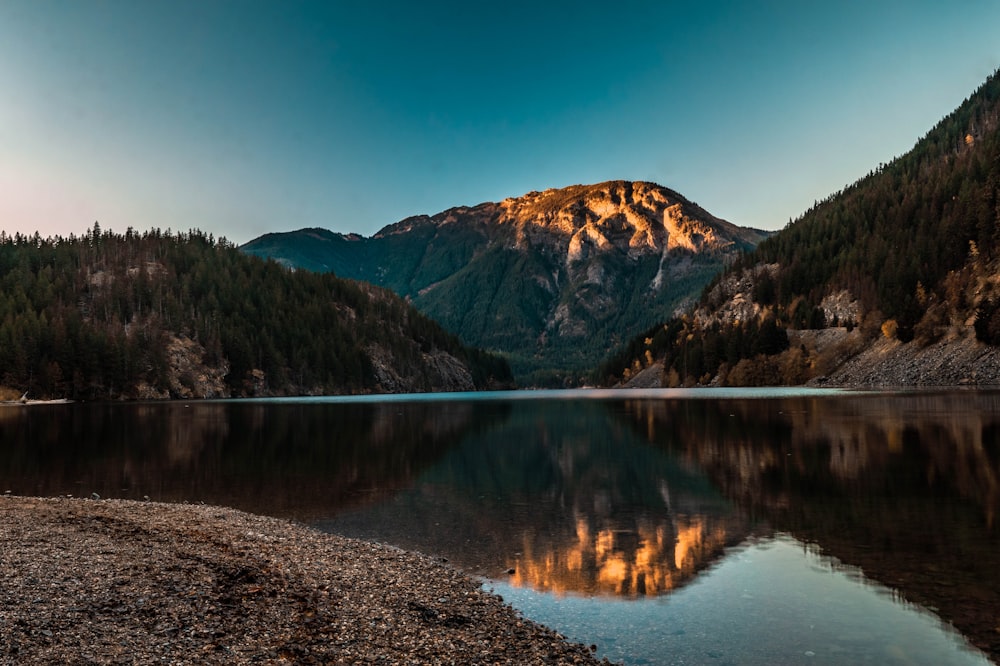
[1,389,997,664]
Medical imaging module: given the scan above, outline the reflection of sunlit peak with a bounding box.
[566,547,583,572]
[598,554,628,592]
[575,517,591,544]
[675,519,704,570]
[506,516,733,598]
[596,529,614,559]
[635,534,656,569]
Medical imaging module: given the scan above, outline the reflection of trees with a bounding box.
[324,401,746,597]
[621,393,1000,660]
[0,401,495,519]
[623,394,1000,526]
[14,390,999,658]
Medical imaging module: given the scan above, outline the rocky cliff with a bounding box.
[243,181,769,384]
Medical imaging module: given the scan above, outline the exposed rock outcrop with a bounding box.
[243,181,770,383]
[367,344,475,393]
[165,335,230,398]
[811,328,1000,387]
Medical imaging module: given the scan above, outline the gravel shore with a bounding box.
[0,496,605,665]
[805,328,1000,388]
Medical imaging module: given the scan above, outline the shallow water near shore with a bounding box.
[488,535,989,665]
[1,388,998,663]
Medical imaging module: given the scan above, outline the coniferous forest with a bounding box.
[740,69,1000,338]
[599,69,1000,386]
[0,225,511,400]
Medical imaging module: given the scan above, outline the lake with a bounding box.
[1,388,997,664]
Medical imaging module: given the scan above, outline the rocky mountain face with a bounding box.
[242,181,768,384]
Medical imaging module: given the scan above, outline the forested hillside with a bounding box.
[0,226,511,400]
[243,181,768,386]
[741,69,1000,337]
[599,69,1000,387]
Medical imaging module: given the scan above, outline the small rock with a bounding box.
[90,492,101,500]
[506,568,516,575]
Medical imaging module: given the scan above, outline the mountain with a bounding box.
[242,181,769,384]
[0,226,512,400]
[600,69,1000,387]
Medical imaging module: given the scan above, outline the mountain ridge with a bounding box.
[242,180,770,384]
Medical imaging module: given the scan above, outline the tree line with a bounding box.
[0,225,511,399]
[598,68,1000,386]
[729,69,1000,341]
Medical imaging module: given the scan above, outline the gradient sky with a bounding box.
[2,1,999,244]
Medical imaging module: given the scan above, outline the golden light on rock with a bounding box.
[508,514,730,597]
[597,553,629,592]
[675,520,705,570]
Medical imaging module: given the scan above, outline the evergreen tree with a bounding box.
[0,228,511,399]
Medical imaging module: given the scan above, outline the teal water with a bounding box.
[229,385,861,403]
[489,535,989,665]
[1,388,997,663]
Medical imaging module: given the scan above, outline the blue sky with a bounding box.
[2,1,998,244]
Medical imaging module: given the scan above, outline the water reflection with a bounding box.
[2,390,999,662]
[491,533,992,666]
[320,391,1000,661]
[0,400,501,518]
[508,515,729,597]
[320,400,747,597]
[623,392,1000,525]
[619,392,1000,661]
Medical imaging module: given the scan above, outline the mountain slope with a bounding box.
[600,69,1000,387]
[0,227,512,399]
[243,181,768,384]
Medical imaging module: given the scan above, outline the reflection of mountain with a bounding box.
[0,400,497,520]
[509,514,729,597]
[620,393,1000,661]
[320,401,747,597]
[11,392,996,656]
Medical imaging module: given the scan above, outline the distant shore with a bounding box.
[0,496,604,665]
[619,328,1000,390]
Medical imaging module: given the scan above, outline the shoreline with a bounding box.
[0,399,73,407]
[0,496,605,665]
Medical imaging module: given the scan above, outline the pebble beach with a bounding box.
[0,496,605,665]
